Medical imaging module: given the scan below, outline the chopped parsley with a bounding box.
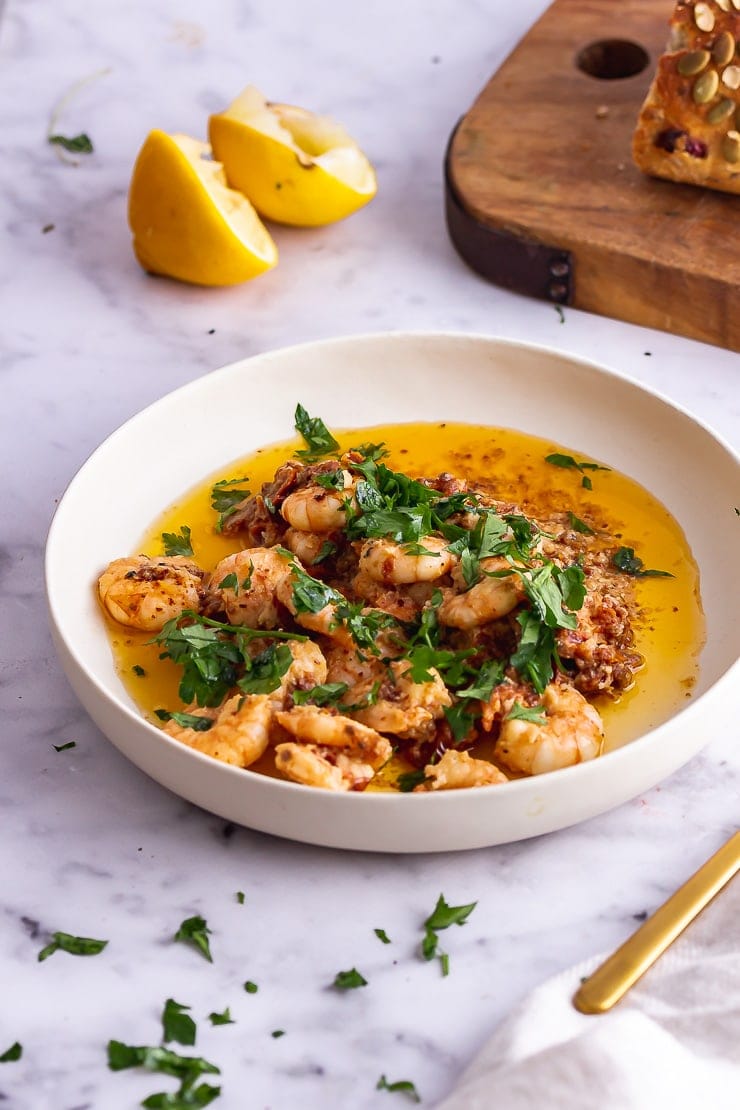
[545,452,610,490]
[505,701,547,724]
[133,664,147,676]
[53,741,76,752]
[243,981,258,994]
[162,525,194,557]
[567,511,594,535]
[107,1040,220,1107]
[160,711,213,733]
[235,892,245,905]
[271,1030,285,1038]
[0,1043,22,1063]
[210,477,251,531]
[421,894,477,977]
[377,1075,421,1102]
[294,403,340,460]
[38,931,108,961]
[612,547,673,578]
[374,928,391,944]
[396,769,428,792]
[174,916,213,963]
[333,968,368,990]
[49,132,93,154]
[208,1009,234,1026]
[162,999,197,1047]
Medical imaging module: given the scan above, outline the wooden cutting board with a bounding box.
[446,0,739,352]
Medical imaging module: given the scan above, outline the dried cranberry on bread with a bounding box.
[632,0,740,194]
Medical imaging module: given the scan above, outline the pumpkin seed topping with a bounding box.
[693,67,720,102]
[678,49,711,75]
[721,64,740,89]
[707,96,737,122]
[694,3,716,32]
[722,129,740,162]
[712,31,736,67]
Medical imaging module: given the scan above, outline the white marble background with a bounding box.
[1,1,739,1107]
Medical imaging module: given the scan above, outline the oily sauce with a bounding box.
[105,422,704,785]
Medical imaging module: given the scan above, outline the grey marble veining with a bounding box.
[1,1,739,1107]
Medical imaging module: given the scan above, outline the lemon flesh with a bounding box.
[128,130,278,286]
[208,86,377,227]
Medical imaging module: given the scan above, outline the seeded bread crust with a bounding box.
[632,0,740,194]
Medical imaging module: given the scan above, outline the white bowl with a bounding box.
[45,333,740,852]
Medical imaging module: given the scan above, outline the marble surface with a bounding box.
[1,1,738,1107]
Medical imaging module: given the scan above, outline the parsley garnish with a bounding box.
[163,711,213,733]
[107,1040,220,1107]
[162,999,197,1047]
[271,1030,285,1038]
[49,132,93,154]
[0,1043,22,1063]
[374,928,391,944]
[217,573,239,593]
[294,403,340,460]
[53,740,76,752]
[505,701,547,724]
[333,968,368,990]
[133,664,147,676]
[244,981,258,994]
[377,1075,421,1102]
[351,441,389,461]
[396,769,427,792]
[38,931,108,961]
[210,477,251,532]
[236,892,245,905]
[509,610,559,695]
[238,643,293,696]
[174,916,213,963]
[162,525,194,557]
[545,452,610,490]
[421,894,477,977]
[567,511,594,534]
[208,1009,234,1026]
[612,547,673,578]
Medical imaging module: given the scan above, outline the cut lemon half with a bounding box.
[128,130,278,286]
[208,86,377,227]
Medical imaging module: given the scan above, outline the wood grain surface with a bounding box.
[446,0,739,351]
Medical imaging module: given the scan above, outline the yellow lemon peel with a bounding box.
[208,86,377,227]
[128,129,278,286]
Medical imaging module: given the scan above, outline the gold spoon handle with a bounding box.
[573,831,740,1015]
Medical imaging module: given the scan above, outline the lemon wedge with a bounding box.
[208,87,377,227]
[128,129,278,286]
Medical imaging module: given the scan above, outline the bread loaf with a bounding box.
[632,0,740,194]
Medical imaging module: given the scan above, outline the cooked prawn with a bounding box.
[437,557,524,630]
[274,743,379,792]
[357,536,456,585]
[204,547,292,628]
[352,660,452,741]
[495,682,603,775]
[164,693,273,768]
[98,555,204,632]
[274,704,392,791]
[282,527,334,567]
[415,749,508,790]
[280,471,355,533]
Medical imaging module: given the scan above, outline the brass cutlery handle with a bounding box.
[573,831,740,1015]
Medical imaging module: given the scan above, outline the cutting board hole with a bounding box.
[576,39,649,80]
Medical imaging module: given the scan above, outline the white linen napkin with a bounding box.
[436,878,740,1110]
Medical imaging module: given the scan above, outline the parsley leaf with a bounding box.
[133,664,147,676]
[237,643,293,696]
[424,894,477,931]
[271,1030,285,1038]
[236,892,245,905]
[49,132,93,154]
[374,928,391,944]
[294,403,340,460]
[545,452,610,489]
[38,931,108,961]
[162,999,196,1047]
[0,1043,22,1063]
[174,916,213,963]
[377,1074,421,1102]
[509,610,558,694]
[162,526,194,557]
[53,740,76,752]
[142,1088,220,1108]
[612,547,674,578]
[333,968,368,990]
[210,477,251,531]
[396,769,427,792]
[289,562,343,614]
[568,511,594,535]
[163,711,213,733]
[244,981,258,994]
[208,1009,234,1026]
[505,701,547,724]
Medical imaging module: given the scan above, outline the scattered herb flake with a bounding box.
[162,525,193,557]
[208,1009,234,1026]
[142,1087,221,1108]
[167,711,213,733]
[48,132,93,154]
[271,1030,285,1038]
[0,1042,22,1063]
[294,403,340,461]
[42,223,55,233]
[236,892,245,905]
[243,981,258,994]
[333,968,368,990]
[554,304,565,324]
[377,1074,421,1102]
[612,547,673,578]
[162,999,197,1047]
[38,931,108,961]
[567,511,594,535]
[174,916,213,962]
[545,453,610,489]
[53,741,76,752]
[425,894,477,931]
[374,928,391,945]
[133,664,147,676]
[396,769,427,793]
[210,477,251,531]
[505,702,547,724]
